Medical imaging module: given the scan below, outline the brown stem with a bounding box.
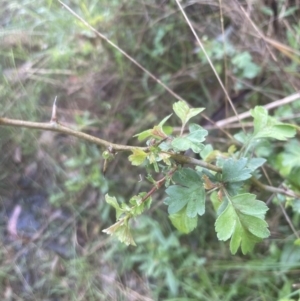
[170,153,222,173]
[251,177,300,199]
[0,117,298,199]
[140,168,177,204]
[0,118,147,152]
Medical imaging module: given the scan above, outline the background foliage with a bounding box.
[1,0,300,300]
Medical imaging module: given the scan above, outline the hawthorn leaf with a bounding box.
[282,140,300,167]
[231,193,268,219]
[103,219,136,246]
[200,144,214,160]
[105,194,124,219]
[171,137,192,152]
[173,100,204,125]
[164,168,205,216]
[173,100,189,123]
[187,124,208,144]
[255,123,296,141]
[247,157,266,171]
[222,158,252,183]
[134,114,172,141]
[129,193,152,216]
[251,106,268,136]
[230,221,261,254]
[225,181,244,196]
[165,185,189,213]
[128,149,148,166]
[169,207,198,234]
[171,124,207,153]
[185,108,205,124]
[251,106,296,141]
[134,129,152,141]
[215,193,270,254]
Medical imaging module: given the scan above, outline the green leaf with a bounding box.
[134,129,152,141]
[134,114,172,141]
[215,193,270,254]
[232,52,261,79]
[222,158,252,183]
[251,106,268,136]
[129,192,152,216]
[105,194,124,219]
[200,144,214,160]
[247,157,266,171]
[171,137,192,152]
[230,193,269,219]
[169,207,198,234]
[128,149,148,166]
[164,168,205,217]
[188,123,208,142]
[103,219,136,246]
[171,124,207,153]
[173,100,204,125]
[287,167,300,190]
[251,106,296,141]
[282,140,300,167]
[294,238,300,246]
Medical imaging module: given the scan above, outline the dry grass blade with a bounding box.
[215,92,300,127]
[58,0,185,103]
[175,0,245,132]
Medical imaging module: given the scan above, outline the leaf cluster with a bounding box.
[104,101,297,254]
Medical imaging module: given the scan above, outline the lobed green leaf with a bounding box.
[215,193,270,254]
[105,194,124,219]
[222,158,252,183]
[173,100,204,125]
[251,106,296,141]
[128,149,148,166]
[165,168,205,218]
[169,207,198,234]
[171,123,207,153]
[134,114,173,141]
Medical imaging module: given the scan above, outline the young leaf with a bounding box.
[215,193,270,254]
[134,129,152,141]
[171,124,207,153]
[105,194,124,219]
[251,106,268,136]
[128,149,148,166]
[187,124,208,145]
[134,114,173,141]
[103,219,136,246]
[169,207,198,234]
[251,106,296,141]
[247,157,266,172]
[171,137,192,152]
[222,158,252,183]
[164,168,205,217]
[129,193,152,216]
[282,139,300,167]
[173,100,204,126]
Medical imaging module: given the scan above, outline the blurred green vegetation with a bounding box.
[1,0,300,300]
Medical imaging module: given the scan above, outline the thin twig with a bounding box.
[251,177,300,199]
[0,117,147,152]
[279,202,300,239]
[0,116,298,199]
